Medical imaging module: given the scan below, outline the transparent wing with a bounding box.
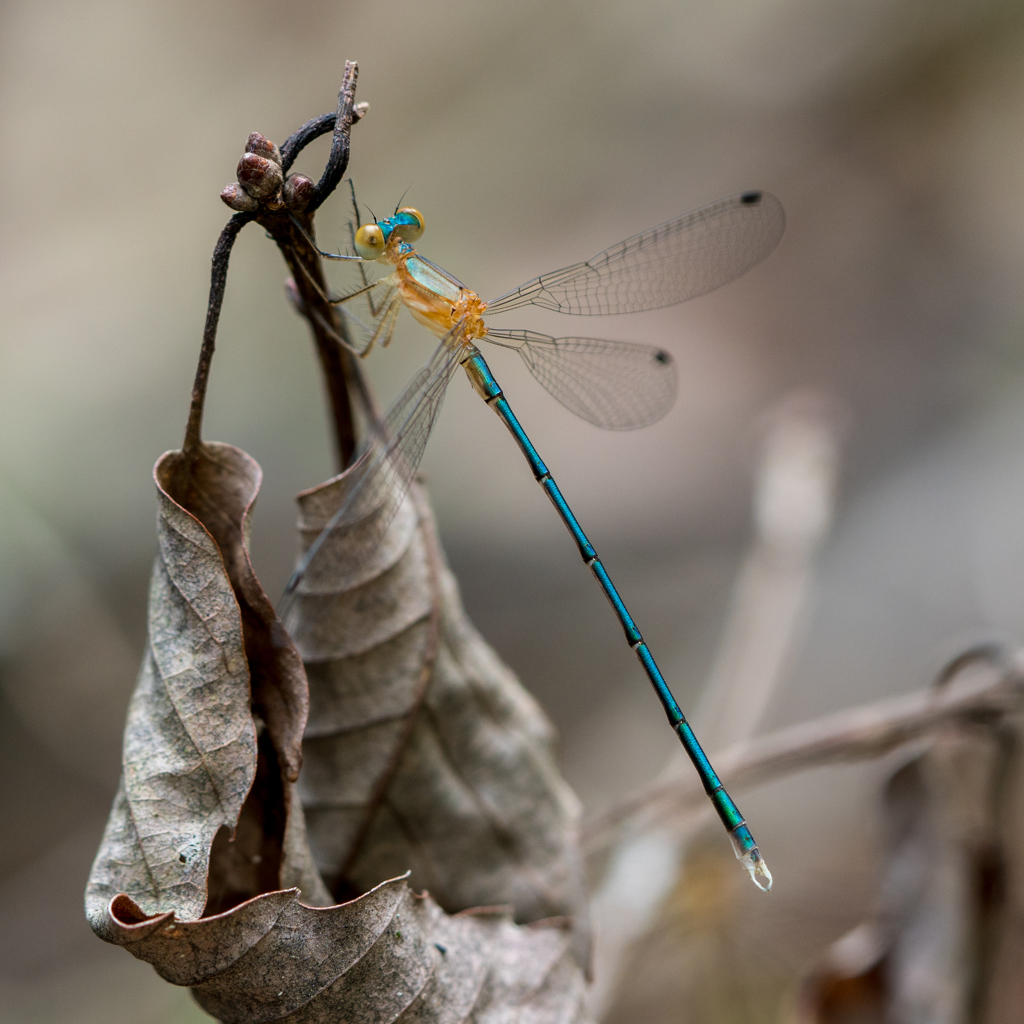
[486,191,784,317]
[280,334,464,609]
[486,329,677,430]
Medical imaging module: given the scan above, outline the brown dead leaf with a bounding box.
[288,472,590,960]
[86,442,327,931]
[86,443,593,1021]
[102,877,589,1023]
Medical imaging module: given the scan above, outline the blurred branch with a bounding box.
[692,391,842,751]
[792,672,1018,1024]
[585,644,1022,858]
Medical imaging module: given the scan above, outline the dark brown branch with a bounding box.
[280,100,368,174]
[183,211,254,456]
[254,61,365,466]
[280,114,337,173]
[310,63,360,213]
[187,67,367,471]
[258,212,360,466]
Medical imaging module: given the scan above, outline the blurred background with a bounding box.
[4,0,1024,1020]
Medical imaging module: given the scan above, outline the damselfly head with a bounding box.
[392,207,425,242]
[354,222,387,260]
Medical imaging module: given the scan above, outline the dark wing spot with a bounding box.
[654,350,672,365]
[740,191,762,204]
[179,854,187,863]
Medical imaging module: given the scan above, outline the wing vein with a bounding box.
[486,191,784,317]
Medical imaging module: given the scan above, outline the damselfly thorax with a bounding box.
[381,232,489,346]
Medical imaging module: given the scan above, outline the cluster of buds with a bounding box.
[221,133,315,214]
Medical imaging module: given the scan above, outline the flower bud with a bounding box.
[284,174,315,211]
[245,132,281,167]
[220,182,259,212]
[237,152,283,199]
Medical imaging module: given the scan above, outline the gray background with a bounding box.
[3,0,1024,1019]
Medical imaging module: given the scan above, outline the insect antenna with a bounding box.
[346,178,362,228]
[393,184,413,215]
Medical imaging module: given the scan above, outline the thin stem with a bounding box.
[279,99,368,174]
[187,66,367,470]
[260,213,361,465]
[183,211,253,456]
[257,61,365,466]
[310,62,359,213]
[280,114,337,173]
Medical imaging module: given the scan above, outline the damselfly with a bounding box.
[285,188,785,890]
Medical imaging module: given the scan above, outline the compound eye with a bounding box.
[354,223,386,259]
[393,207,424,242]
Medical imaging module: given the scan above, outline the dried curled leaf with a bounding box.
[288,473,590,959]
[86,443,326,932]
[102,877,589,1023]
[86,443,593,1021]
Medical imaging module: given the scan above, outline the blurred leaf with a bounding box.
[85,443,592,1020]
[289,472,591,963]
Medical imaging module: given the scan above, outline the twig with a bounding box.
[182,212,253,456]
[279,88,368,173]
[280,114,337,173]
[310,64,361,213]
[691,392,841,751]
[184,65,369,469]
[258,62,365,466]
[584,646,1024,857]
